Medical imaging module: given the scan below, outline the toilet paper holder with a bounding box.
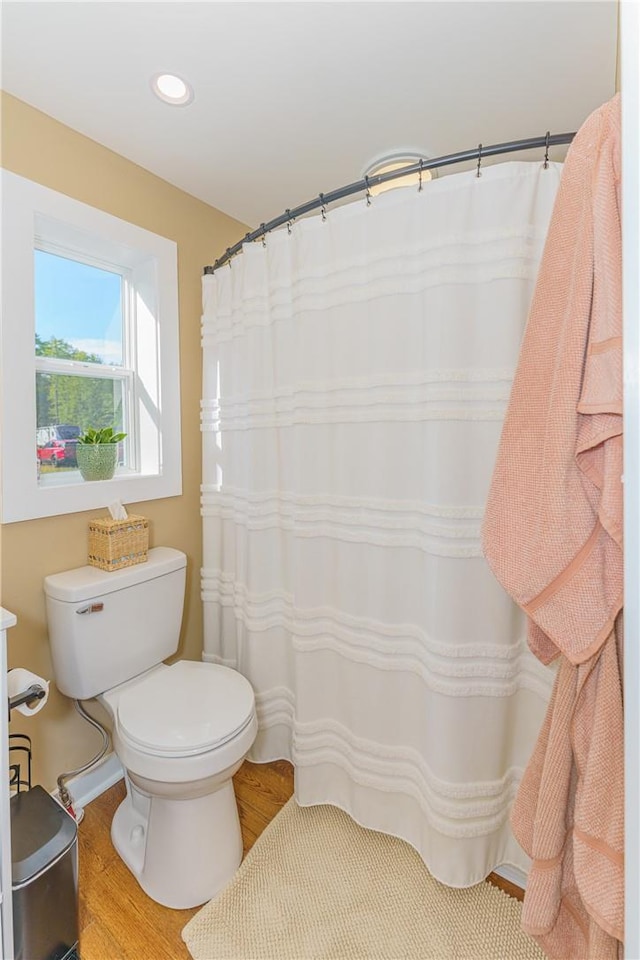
[7,684,46,721]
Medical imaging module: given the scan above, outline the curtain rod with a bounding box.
[204,131,576,274]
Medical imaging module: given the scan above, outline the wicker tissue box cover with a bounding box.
[88,515,149,571]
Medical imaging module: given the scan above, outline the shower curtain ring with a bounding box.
[418,159,424,192]
[260,224,267,247]
[364,176,372,207]
[476,144,483,179]
[543,131,551,169]
[286,209,294,235]
[319,194,327,222]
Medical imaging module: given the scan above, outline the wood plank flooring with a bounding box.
[78,758,522,959]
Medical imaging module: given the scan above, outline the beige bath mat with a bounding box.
[182,799,543,960]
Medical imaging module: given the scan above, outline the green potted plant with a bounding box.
[76,426,127,481]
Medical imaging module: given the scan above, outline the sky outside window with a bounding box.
[34,249,123,365]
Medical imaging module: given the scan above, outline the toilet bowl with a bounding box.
[44,548,258,909]
[101,661,257,908]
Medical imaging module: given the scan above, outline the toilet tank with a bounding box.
[44,547,187,699]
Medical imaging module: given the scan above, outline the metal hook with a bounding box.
[364,176,372,207]
[260,224,267,247]
[418,158,424,192]
[226,248,232,268]
[319,193,327,222]
[476,144,483,179]
[543,131,550,170]
[286,209,294,235]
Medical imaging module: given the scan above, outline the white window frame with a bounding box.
[1,170,182,522]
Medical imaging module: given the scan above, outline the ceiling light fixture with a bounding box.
[362,151,437,196]
[151,73,194,106]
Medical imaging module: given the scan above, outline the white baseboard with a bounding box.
[493,863,527,890]
[52,751,123,808]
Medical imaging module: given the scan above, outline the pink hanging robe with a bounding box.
[482,94,623,960]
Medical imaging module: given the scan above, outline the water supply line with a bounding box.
[57,698,110,823]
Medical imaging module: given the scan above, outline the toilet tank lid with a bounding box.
[44,547,186,603]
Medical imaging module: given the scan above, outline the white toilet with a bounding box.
[44,546,257,909]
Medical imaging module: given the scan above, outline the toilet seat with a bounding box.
[116,661,255,758]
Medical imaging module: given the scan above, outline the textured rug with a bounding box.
[182,799,544,960]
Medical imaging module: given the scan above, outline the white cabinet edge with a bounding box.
[0,609,17,631]
[0,608,15,958]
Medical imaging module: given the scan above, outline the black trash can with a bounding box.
[10,785,79,960]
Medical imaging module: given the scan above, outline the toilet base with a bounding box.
[111,774,243,909]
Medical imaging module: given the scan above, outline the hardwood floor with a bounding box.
[78,758,522,959]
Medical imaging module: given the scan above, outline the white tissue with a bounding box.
[7,668,50,717]
[108,500,128,521]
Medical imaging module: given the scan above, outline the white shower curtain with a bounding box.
[202,161,561,886]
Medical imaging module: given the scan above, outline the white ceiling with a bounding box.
[1,1,617,231]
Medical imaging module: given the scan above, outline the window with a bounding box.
[1,171,182,522]
[35,250,131,477]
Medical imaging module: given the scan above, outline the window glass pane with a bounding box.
[36,372,128,476]
[34,249,123,365]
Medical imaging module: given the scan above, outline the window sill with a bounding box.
[4,469,180,523]
[39,466,140,488]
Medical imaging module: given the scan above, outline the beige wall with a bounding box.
[0,92,248,790]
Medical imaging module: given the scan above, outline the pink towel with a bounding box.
[482,95,623,959]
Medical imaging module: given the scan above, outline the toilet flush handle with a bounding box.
[76,603,104,615]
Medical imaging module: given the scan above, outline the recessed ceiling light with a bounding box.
[151,73,194,106]
[362,151,437,196]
